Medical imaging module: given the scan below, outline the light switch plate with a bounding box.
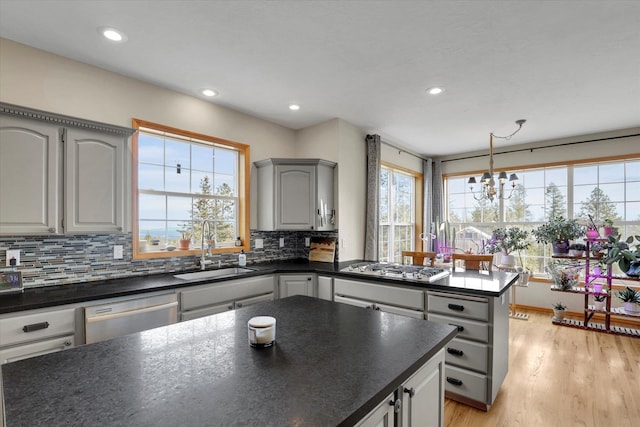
[6,249,20,266]
[255,238,264,249]
[113,245,123,259]
[279,238,285,247]
[305,237,310,247]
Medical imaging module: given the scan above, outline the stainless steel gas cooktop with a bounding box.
[340,262,450,283]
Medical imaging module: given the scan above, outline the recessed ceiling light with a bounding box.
[98,27,128,42]
[426,87,444,95]
[202,89,218,97]
[289,104,300,111]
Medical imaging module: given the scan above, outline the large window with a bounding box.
[132,119,250,258]
[445,158,640,274]
[379,164,422,263]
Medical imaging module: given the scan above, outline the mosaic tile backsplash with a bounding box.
[0,230,339,288]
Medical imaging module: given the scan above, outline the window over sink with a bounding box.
[132,119,250,259]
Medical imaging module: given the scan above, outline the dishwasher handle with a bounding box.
[85,301,178,324]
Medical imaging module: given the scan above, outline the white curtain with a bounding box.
[364,134,381,261]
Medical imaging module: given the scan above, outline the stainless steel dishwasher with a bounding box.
[84,292,178,344]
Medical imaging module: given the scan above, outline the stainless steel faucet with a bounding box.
[201,219,213,270]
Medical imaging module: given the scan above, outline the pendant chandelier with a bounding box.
[468,119,526,202]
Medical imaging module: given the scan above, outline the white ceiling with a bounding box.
[1,0,639,156]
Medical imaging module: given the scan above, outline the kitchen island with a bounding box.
[1,295,457,426]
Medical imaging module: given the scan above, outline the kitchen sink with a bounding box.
[174,267,255,281]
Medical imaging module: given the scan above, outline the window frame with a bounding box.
[379,161,423,263]
[444,155,640,275]
[131,119,250,259]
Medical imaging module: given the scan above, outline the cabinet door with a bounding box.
[402,349,445,427]
[317,276,333,301]
[275,164,315,230]
[316,162,335,231]
[355,392,395,427]
[279,274,315,298]
[0,116,61,234]
[65,128,126,233]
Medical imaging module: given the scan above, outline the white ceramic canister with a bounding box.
[248,316,276,348]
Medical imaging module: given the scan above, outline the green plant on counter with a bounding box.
[593,293,607,302]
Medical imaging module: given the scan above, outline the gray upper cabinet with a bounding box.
[255,158,336,231]
[0,103,134,235]
[64,128,125,233]
[0,116,61,234]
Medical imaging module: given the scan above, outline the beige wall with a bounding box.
[294,118,367,260]
[0,38,296,163]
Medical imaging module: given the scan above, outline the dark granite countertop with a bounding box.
[1,296,457,426]
[0,259,517,315]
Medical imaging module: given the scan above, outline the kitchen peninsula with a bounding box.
[2,296,457,426]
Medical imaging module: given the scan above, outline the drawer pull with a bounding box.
[23,322,50,333]
[448,323,465,332]
[448,303,465,312]
[403,387,415,398]
[447,377,463,386]
[447,347,464,356]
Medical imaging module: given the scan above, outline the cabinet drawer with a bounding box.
[334,278,424,310]
[444,365,488,404]
[427,293,488,321]
[0,334,74,364]
[444,338,489,373]
[0,307,75,347]
[181,303,232,322]
[427,313,489,343]
[235,292,274,309]
[180,276,274,311]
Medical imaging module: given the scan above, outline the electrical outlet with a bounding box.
[113,245,123,260]
[6,249,20,266]
[255,238,264,249]
[305,237,310,247]
[279,238,285,247]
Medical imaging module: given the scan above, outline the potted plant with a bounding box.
[179,229,192,250]
[593,293,606,311]
[615,287,640,313]
[532,216,585,255]
[601,234,640,276]
[552,301,567,321]
[602,218,615,237]
[485,226,532,284]
[585,215,600,240]
[568,243,586,257]
[546,260,581,290]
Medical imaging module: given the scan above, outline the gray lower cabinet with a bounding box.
[0,305,77,364]
[317,275,333,301]
[356,348,446,427]
[278,274,315,298]
[426,290,510,411]
[179,275,275,321]
[333,278,424,319]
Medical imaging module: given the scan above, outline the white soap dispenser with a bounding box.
[238,250,247,267]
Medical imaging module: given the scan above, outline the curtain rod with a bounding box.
[441,133,640,163]
[381,140,430,161]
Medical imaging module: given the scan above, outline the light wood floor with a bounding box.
[444,310,640,427]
